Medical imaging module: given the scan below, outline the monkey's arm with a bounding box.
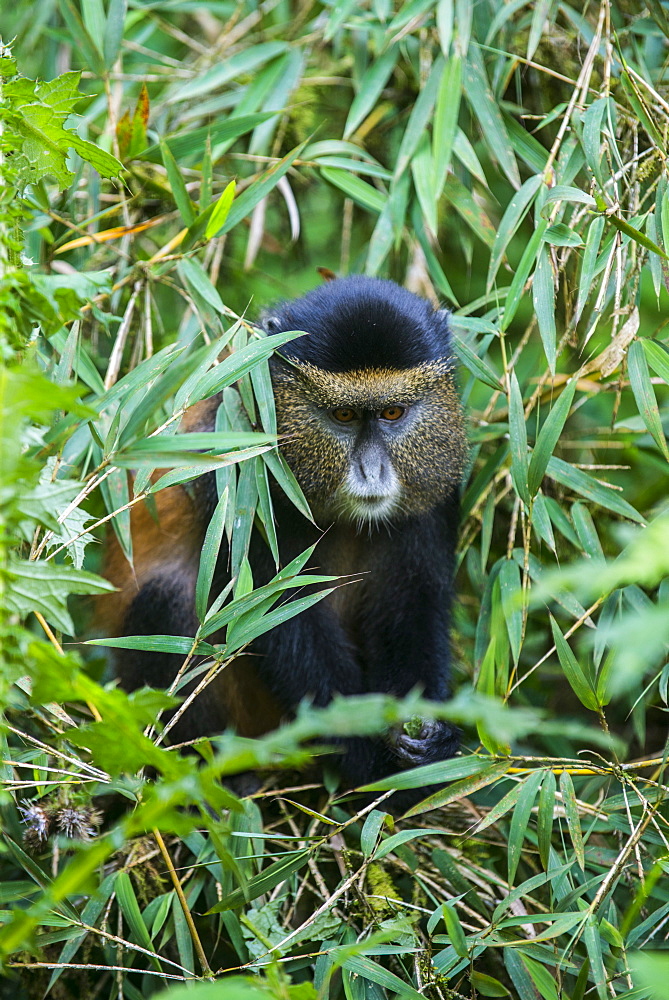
[359,512,460,767]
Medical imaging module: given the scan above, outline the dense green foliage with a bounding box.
[2,1,669,997]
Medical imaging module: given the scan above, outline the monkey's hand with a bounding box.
[390,719,459,767]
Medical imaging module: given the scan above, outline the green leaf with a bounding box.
[470,972,511,998]
[488,174,544,291]
[441,173,496,247]
[519,951,560,1000]
[58,0,105,75]
[527,0,552,59]
[344,46,399,139]
[543,223,583,247]
[394,55,445,180]
[643,337,669,384]
[320,167,385,214]
[148,445,272,492]
[115,871,156,957]
[195,487,229,623]
[192,331,304,403]
[547,455,643,523]
[263,449,313,523]
[606,211,668,258]
[508,768,544,883]
[161,140,196,225]
[442,903,469,959]
[537,769,556,869]
[339,956,423,1000]
[463,42,520,189]
[226,587,336,651]
[508,371,530,507]
[138,113,278,164]
[433,54,462,196]
[583,914,609,1000]
[532,246,557,374]
[620,70,666,151]
[576,215,605,321]
[219,141,308,236]
[169,43,289,103]
[177,256,227,314]
[7,557,114,635]
[403,761,512,816]
[103,0,127,69]
[527,378,576,496]
[87,635,213,655]
[499,558,523,664]
[205,180,236,239]
[559,771,585,871]
[628,339,669,460]
[411,132,437,235]
[452,335,503,390]
[359,810,387,856]
[502,220,548,331]
[550,615,598,711]
[207,849,311,912]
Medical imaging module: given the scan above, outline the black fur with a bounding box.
[116,276,464,806]
[265,275,453,371]
[244,494,461,794]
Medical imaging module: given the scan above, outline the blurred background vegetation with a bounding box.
[2,0,669,997]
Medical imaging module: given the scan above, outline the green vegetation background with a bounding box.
[2,1,669,997]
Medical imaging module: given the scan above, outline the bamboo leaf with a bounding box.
[550,615,599,711]
[547,456,643,523]
[532,245,557,375]
[508,768,544,884]
[452,336,503,390]
[394,55,444,180]
[207,849,311,912]
[321,166,385,214]
[195,488,228,623]
[433,54,462,195]
[499,558,523,665]
[359,810,387,856]
[488,174,544,291]
[344,46,399,139]
[628,339,669,460]
[537,769,556,869]
[508,371,530,507]
[463,42,520,189]
[559,771,585,870]
[442,904,469,959]
[576,215,605,321]
[527,378,576,496]
[502,220,548,330]
[205,180,236,239]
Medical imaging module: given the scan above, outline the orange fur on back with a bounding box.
[97,396,284,739]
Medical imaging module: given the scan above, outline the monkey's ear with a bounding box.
[263,315,283,333]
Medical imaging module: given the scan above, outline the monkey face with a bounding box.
[271,360,466,526]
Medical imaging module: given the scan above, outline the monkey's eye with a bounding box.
[380,405,405,422]
[332,407,357,423]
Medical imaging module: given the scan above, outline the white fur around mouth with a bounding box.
[339,493,399,524]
